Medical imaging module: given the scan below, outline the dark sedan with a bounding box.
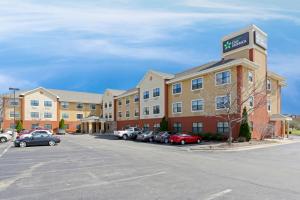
[154,131,172,144]
[14,132,61,148]
[136,131,155,142]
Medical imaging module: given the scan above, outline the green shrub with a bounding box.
[239,107,251,141]
[16,120,23,133]
[160,117,168,131]
[59,119,65,129]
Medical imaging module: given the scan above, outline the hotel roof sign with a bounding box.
[223,32,249,53]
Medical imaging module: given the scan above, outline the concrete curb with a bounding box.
[189,140,300,152]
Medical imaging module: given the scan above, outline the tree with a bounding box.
[239,107,251,141]
[160,117,168,131]
[59,119,65,129]
[15,120,23,133]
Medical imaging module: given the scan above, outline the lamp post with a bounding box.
[9,87,20,141]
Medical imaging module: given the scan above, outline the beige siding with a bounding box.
[116,92,139,121]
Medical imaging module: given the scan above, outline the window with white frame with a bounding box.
[109,102,112,107]
[9,99,19,107]
[44,101,52,107]
[126,111,130,118]
[118,112,122,118]
[31,112,39,118]
[249,96,254,108]
[61,101,69,109]
[216,95,230,110]
[143,124,150,131]
[267,79,271,91]
[134,109,139,117]
[77,103,83,109]
[191,78,203,90]
[118,99,122,106]
[216,71,231,85]
[172,83,182,94]
[267,99,271,112]
[76,114,83,119]
[143,91,149,99]
[10,111,20,119]
[192,122,203,133]
[31,100,39,106]
[44,112,52,119]
[31,123,39,129]
[134,95,139,102]
[173,102,182,113]
[90,104,96,110]
[153,105,160,114]
[192,99,204,112]
[248,71,254,83]
[104,103,108,108]
[153,88,160,97]
[109,113,112,118]
[217,122,229,133]
[154,123,160,131]
[143,107,149,115]
[173,122,182,133]
[62,113,69,119]
[126,98,130,105]
[44,124,52,130]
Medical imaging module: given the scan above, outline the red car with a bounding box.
[169,133,202,145]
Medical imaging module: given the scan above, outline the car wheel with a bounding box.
[164,139,169,144]
[49,140,56,146]
[122,134,128,140]
[197,139,201,144]
[181,140,185,145]
[149,138,153,143]
[0,137,7,143]
[20,141,27,148]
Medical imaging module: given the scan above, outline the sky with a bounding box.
[0,0,299,114]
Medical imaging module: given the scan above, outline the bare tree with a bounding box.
[198,72,268,145]
[0,93,11,131]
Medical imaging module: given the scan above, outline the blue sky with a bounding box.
[0,0,300,114]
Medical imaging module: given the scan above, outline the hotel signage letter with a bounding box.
[223,32,249,53]
[254,31,267,50]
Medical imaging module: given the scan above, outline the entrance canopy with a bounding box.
[270,114,292,122]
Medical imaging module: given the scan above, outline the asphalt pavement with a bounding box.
[1,134,300,200]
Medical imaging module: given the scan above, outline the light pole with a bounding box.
[9,87,20,141]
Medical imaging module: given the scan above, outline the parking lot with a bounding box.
[1,134,300,200]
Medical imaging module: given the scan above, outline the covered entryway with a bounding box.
[270,114,293,138]
[80,116,106,134]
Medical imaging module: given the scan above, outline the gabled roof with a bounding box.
[104,89,126,97]
[267,71,286,86]
[136,70,174,88]
[116,88,138,99]
[21,87,59,99]
[48,89,103,104]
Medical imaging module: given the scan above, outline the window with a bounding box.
[192,122,203,133]
[44,112,52,119]
[216,71,231,85]
[134,110,139,117]
[62,113,69,119]
[9,99,19,107]
[216,95,230,110]
[134,95,139,102]
[217,122,229,133]
[109,113,112,119]
[143,124,150,131]
[126,111,130,118]
[104,103,108,108]
[31,123,39,129]
[153,105,160,114]
[172,83,182,94]
[109,102,112,107]
[44,124,52,130]
[191,78,203,90]
[153,88,160,97]
[173,122,182,133]
[65,124,69,129]
[31,112,39,118]
[143,91,149,99]
[267,79,271,91]
[10,111,20,119]
[267,99,271,112]
[192,99,204,112]
[172,102,182,114]
[77,103,83,109]
[250,121,254,132]
[31,100,39,106]
[61,102,69,109]
[118,100,122,106]
[105,114,108,119]
[10,123,16,129]
[90,104,96,110]
[248,71,254,83]
[143,107,149,115]
[154,123,160,131]
[118,112,122,118]
[44,101,52,107]
[77,114,83,119]
[249,96,254,108]
[126,98,130,105]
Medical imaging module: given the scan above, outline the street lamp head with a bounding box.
[9,87,20,91]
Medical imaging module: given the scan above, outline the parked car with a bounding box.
[0,132,13,143]
[154,131,172,144]
[169,133,202,145]
[14,133,61,148]
[18,129,53,139]
[136,131,155,142]
[114,127,141,140]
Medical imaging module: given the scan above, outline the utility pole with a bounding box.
[9,87,20,141]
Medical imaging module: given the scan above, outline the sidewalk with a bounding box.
[189,137,300,152]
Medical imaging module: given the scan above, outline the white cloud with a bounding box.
[0,73,37,93]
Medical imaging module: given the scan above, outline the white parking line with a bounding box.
[0,142,12,159]
[205,189,232,200]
